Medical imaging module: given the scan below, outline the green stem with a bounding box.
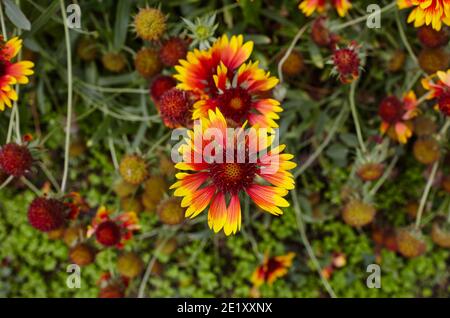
[291,191,337,298]
[415,162,438,230]
[60,0,73,194]
[349,80,367,154]
[108,137,119,170]
[447,199,450,223]
[332,2,397,32]
[294,106,348,178]
[0,1,7,40]
[21,177,42,196]
[395,9,419,66]
[415,119,450,229]
[144,131,172,159]
[38,162,61,193]
[0,175,14,190]
[278,22,310,84]
[368,155,399,197]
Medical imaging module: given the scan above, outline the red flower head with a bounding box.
[87,206,140,248]
[251,252,295,287]
[174,34,282,128]
[160,37,188,66]
[331,42,361,84]
[159,88,193,128]
[0,142,33,177]
[379,91,419,144]
[0,37,34,111]
[97,272,129,298]
[311,17,339,48]
[150,75,177,103]
[28,197,66,232]
[171,108,296,235]
[422,69,450,116]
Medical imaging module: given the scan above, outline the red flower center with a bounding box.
[159,88,191,128]
[438,92,450,116]
[378,96,404,124]
[96,221,121,246]
[0,61,7,77]
[264,258,282,280]
[216,88,252,124]
[209,162,257,194]
[333,48,359,76]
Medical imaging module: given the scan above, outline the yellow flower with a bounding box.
[0,37,34,111]
[398,0,450,31]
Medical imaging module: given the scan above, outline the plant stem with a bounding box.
[415,162,438,230]
[108,137,119,171]
[0,1,7,40]
[294,106,348,178]
[332,2,397,31]
[60,0,73,194]
[38,162,61,193]
[21,177,42,196]
[368,155,399,197]
[395,9,419,66]
[291,191,337,298]
[0,175,14,190]
[138,232,177,298]
[277,23,310,84]
[447,199,450,223]
[349,80,367,154]
[415,119,450,229]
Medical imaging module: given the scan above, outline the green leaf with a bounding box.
[23,1,59,38]
[3,0,31,31]
[113,0,131,50]
[308,42,324,69]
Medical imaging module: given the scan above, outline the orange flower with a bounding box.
[422,69,450,116]
[251,252,295,287]
[398,0,450,31]
[87,206,140,248]
[174,34,281,128]
[0,37,34,111]
[378,91,419,144]
[298,0,352,17]
[170,108,296,236]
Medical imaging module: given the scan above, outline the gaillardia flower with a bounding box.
[0,37,34,111]
[87,206,140,248]
[170,108,296,236]
[174,34,282,128]
[422,69,450,116]
[331,42,362,84]
[397,0,450,31]
[251,252,295,287]
[379,91,419,144]
[299,0,352,17]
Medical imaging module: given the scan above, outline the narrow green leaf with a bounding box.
[3,0,31,31]
[23,1,60,38]
[308,42,324,69]
[113,0,131,50]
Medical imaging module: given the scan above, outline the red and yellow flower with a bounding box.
[379,91,419,144]
[0,37,34,111]
[398,0,450,31]
[174,34,282,128]
[170,108,296,236]
[422,69,450,116]
[87,206,140,248]
[298,0,352,17]
[251,252,295,287]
